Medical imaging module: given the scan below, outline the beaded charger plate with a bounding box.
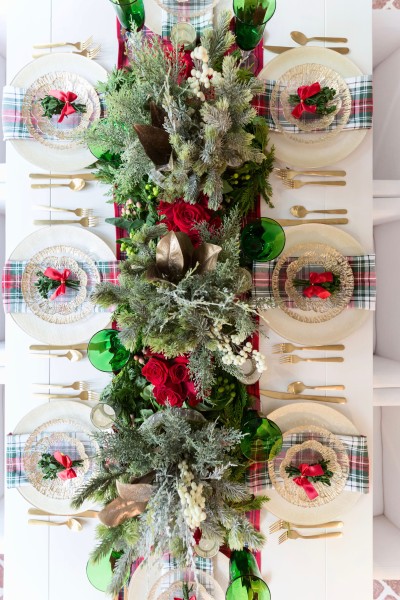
[21,71,101,150]
[268,425,349,509]
[21,244,100,325]
[23,418,98,501]
[270,63,351,144]
[271,242,354,324]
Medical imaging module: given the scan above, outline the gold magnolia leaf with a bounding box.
[98,497,148,527]
[193,243,222,274]
[133,124,172,167]
[116,480,154,502]
[237,267,253,293]
[156,231,194,280]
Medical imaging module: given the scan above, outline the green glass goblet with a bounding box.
[233,0,276,70]
[87,329,130,373]
[109,0,145,31]
[227,549,271,600]
[86,550,126,592]
[241,411,283,461]
[87,119,121,166]
[241,217,285,263]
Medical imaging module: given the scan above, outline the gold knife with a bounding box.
[260,389,346,403]
[263,45,349,54]
[28,508,98,518]
[276,218,348,226]
[29,173,97,181]
[284,521,343,529]
[29,344,88,351]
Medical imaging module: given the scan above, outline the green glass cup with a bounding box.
[87,119,121,166]
[233,0,277,30]
[227,549,271,600]
[86,550,125,592]
[241,218,285,262]
[87,329,130,373]
[109,0,145,31]
[241,411,283,461]
[234,17,268,52]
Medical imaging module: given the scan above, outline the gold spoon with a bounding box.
[30,350,83,362]
[290,31,348,46]
[28,518,83,531]
[31,178,86,192]
[288,381,345,394]
[290,205,348,218]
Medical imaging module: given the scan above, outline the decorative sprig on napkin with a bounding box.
[285,459,334,487]
[40,90,86,123]
[293,271,340,299]
[289,82,337,119]
[35,268,80,300]
[38,451,83,481]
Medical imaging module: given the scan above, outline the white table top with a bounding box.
[4,0,372,598]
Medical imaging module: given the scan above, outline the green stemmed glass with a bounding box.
[227,549,271,600]
[109,0,145,31]
[241,217,285,263]
[241,411,283,462]
[86,550,126,591]
[233,0,276,70]
[87,329,130,373]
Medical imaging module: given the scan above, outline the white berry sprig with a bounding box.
[187,45,215,102]
[177,460,207,530]
[210,325,267,373]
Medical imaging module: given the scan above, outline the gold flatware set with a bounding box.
[30,173,96,181]
[34,205,94,217]
[287,381,345,393]
[28,518,84,531]
[33,381,90,391]
[32,36,101,60]
[274,168,346,180]
[31,178,86,191]
[264,30,349,55]
[278,529,343,544]
[290,205,347,218]
[34,216,98,228]
[279,355,344,364]
[264,45,349,54]
[282,179,346,190]
[33,390,100,401]
[29,344,88,351]
[30,350,84,362]
[276,218,348,226]
[260,389,346,404]
[269,518,344,543]
[272,343,345,354]
[28,508,98,518]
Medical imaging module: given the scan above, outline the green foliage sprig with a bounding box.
[40,95,86,119]
[285,459,334,487]
[38,453,83,480]
[289,86,337,116]
[34,270,80,300]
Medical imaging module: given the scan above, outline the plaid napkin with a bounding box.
[253,254,376,310]
[161,0,213,39]
[6,431,95,488]
[2,259,120,314]
[254,75,373,132]
[2,85,105,141]
[247,431,369,494]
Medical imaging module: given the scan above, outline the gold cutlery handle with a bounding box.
[34,220,79,225]
[298,170,346,177]
[292,521,343,529]
[31,183,68,188]
[304,180,346,186]
[34,205,74,213]
[310,385,345,391]
[30,353,65,358]
[304,357,344,362]
[301,345,345,351]
[29,344,87,350]
[308,36,348,43]
[32,383,72,389]
[277,218,348,226]
[28,508,98,518]
[33,42,70,49]
[309,209,348,215]
[292,394,346,403]
[263,45,349,54]
[29,173,96,180]
[28,519,63,527]
[298,531,343,539]
[33,393,80,399]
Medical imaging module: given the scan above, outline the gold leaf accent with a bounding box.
[156,231,193,280]
[116,480,154,502]
[193,243,222,274]
[98,497,148,527]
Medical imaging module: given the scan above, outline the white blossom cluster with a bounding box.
[177,460,207,530]
[187,45,215,102]
[211,325,267,373]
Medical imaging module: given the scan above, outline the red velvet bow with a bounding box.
[48,90,79,123]
[53,451,77,480]
[303,271,333,299]
[293,463,324,500]
[291,82,321,119]
[43,267,71,300]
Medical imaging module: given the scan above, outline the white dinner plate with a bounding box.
[9,226,115,344]
[265,402,362,525]
[9,53,107,171]
[13,400,99,514]
[261,224,370,343]
[128,553,229,600]
[258,47,367,167]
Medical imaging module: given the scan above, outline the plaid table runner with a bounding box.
[247,431,369,494]
[6,431,95,488]
[254,75,373,132]
[161,0,213,39]
[2,259,119,314]
[253,254,376,310]
[2,85,105,141]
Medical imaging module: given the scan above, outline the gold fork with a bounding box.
[34,205,93,217]
[34,217,98,228]
[33,390,100,401]
[272,343,344,354]
[278,530,343,544]
[32,381,90,391]
[274,168,346,180]
[30,350,83,362]
[32,45,101,60]
[283,179,346,189]
[33,36,93,51]
[269,519,343,534]
[280,355,344,364]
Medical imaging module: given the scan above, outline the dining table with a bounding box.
[3,0,373,599]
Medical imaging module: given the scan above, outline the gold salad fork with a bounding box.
[283,179,346,189]
[32,45,101,60]
[274,168,346,180]
[34,390,100,401]
[270,519,343,534]
[34,205,93,217]
[30,350,83,362]
[279,355,344,364]
[33,35,93,51]
[34,216,98,228]
[278,530,343,544]
[272,343,344,354]
[33,381,90,391]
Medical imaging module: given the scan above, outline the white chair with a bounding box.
[373,181,400,405]
[374,406,400,578]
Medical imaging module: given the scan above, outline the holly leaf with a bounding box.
[106,217,144,232]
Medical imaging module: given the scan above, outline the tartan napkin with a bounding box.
[247,431,369,494]
[253,254,376,310]
[6,431,95,488]
[254,75,373,132]
[161,0,213,39]
[2,259,120,314]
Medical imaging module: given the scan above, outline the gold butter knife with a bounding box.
[29,344,88,351]
[28,508,98,518]
[29,173,97,181]
[263,45,349,54]
[276,218,348,226]
[287,521,343,529]
[260,389,346,403]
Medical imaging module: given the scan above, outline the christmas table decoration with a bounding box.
[40,90,87,122]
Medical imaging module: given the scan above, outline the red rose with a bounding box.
[169,361,189,384]
[142,357,169,386]
[153,383,184,407]
[157,201,177,229]
[183,380,201,407]
[173,202,210,233]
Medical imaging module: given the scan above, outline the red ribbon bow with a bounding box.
[48,90,78,123]
[53,451,77,480]
[291,82,321,119]
[43,267,71,300]
[303,271,333,299]
[293,463,324,500]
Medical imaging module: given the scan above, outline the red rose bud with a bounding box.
[142,357,170,386]
[184,380,202,407]
[169,361,189,383]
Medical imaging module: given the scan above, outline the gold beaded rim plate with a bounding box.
[268,425,349,509]
[21,70,101,150]
[270,62,352,144]
[271,242,354,324]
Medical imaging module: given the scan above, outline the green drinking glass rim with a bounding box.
[109,0,140,5]
[228,573,271,590]
[87,328,130,372]
[234,1,277,26]
[241,217,286,261]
